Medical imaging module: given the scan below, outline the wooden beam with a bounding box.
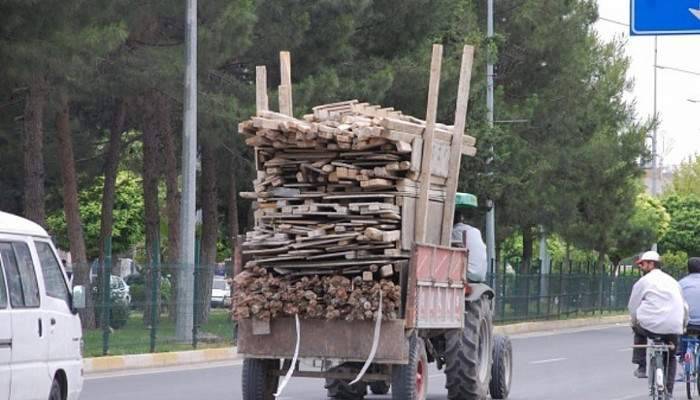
[414,44,443,244]
[255,66,269,113]
[440,46,475,246]
[279,51,293,116]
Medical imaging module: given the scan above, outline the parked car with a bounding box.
[0,211,86,400]
[211,277,231,308]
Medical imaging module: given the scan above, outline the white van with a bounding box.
[0,212,86,400]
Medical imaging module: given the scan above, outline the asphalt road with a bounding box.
[81,324,681,400]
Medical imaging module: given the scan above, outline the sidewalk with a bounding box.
[84,314,629,374]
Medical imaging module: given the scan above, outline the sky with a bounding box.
[594,0,700,166]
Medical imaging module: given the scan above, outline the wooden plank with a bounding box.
[255,66,269,113]
[414,44,443,243]
[430,141,451,178]
[410,137,423,173]
[279,51,293,116]
[440,45,474,245]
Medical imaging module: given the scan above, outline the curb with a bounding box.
[84,315,629,374]
[494,314,630,336]
[83,347,239,374]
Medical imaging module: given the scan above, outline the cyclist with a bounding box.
[677,257,700,375]
[628,250,685,398]
[680,258,700,333]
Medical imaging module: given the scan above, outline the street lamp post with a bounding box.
[485,0,497,276]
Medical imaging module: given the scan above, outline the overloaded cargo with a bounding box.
[234,99,477,322]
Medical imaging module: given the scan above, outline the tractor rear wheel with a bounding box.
[444,297,493,400]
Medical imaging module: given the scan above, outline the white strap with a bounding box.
[350,291,383,385]
[275,314,301,397]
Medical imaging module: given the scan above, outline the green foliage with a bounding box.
[662,250,689,279]
[670,156,700,197]
[660,194,700,258]
[607,193,671,265]
[46,172,144,257]
[109,299,131,330]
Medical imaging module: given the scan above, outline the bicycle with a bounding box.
[634,336,676,400]
[681,335,700,399]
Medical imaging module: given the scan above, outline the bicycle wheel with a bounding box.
[688,356,695,399]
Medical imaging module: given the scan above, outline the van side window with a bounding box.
[0,242,40,308]
[35,241,70,303]
[0,261,7,309]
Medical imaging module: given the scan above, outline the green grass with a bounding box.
[83,308,235,357]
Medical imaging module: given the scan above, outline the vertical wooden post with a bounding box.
[414,44,443,244]
[255,66,268,114]
[279,51,293,116]
[440,46,475,246]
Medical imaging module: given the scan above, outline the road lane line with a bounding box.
[528,357,567,365]
[609,394,646,400]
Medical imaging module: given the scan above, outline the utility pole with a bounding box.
[176,0,197,342]
[485,0,497,274]
[651,36,658,197]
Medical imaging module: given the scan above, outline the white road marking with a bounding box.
[528,357,567,365]
[617,347,633,352]
[609,394,646,400]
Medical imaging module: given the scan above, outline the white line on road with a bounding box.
[609,394,646,400]
[528,357,567,365]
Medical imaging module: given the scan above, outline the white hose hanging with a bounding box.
[274,314,301,398]
[349,291,382,385]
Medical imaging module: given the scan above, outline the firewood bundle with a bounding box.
[235,99,477,320]
[233,266,401,321]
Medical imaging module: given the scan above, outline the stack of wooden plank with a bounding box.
[234,99,477,321]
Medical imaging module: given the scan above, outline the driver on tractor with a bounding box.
[628,250,686,398]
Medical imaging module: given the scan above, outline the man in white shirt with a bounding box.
[451,210,487,282]
[628,250,685,397]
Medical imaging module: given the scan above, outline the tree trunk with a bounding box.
[521,226,534,274]
[516,225,535,316]
[158,93,180,320]
[141,93,161,326]
[196,140,218,326]
[55,92,93,328]
[23,76,48,226]
[98,98,127,279]
[228,153,240,279]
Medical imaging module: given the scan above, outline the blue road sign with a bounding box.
[631,0,700,35]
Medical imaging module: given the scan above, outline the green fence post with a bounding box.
[149,235,160,353]
[557,261,563,319]
[500,259,506,322]
[193,238,201,349]
[102,237,112,356]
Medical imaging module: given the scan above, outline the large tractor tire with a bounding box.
[325,364,367,400]
[489,334,513,399]
[392,333,429,400]
[242,358,279,400]
[444,296,493,400]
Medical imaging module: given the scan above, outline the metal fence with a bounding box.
[85,261,236,357]
[84,253,645,356]
[487,260,640,323]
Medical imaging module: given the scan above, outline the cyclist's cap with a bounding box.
[636,250,661,265]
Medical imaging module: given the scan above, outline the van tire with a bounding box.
[48,379,63,400]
